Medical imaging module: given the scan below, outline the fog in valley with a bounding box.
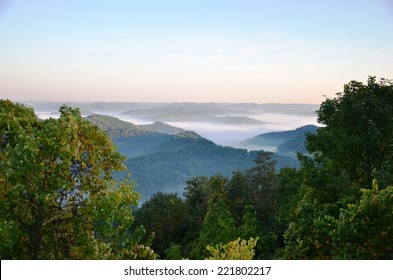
[25,101,319,149]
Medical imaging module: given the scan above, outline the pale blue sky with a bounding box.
[0,0,392,103]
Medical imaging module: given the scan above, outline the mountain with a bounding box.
[123,131,298,201]
[242,125,318,150]
[85,114,185,137]
[277,134,311,157]
[84,114,299,201]
[120,104,265,125]
[85,115,184,158]
[85,114,155,138]
[26,102,318,147]
[138,121,185,135]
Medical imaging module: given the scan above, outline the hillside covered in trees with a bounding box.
[242,124,318,157]
[86,114,299,200]
[1,77,393,260]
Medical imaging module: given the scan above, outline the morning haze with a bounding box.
[24,101,319,148]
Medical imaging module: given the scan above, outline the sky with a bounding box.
[0,0,392,103]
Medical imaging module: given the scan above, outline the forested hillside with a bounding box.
[86,114,299,200]
[126,133,300,200]
[242,124,318,154]
[2,76,393,260]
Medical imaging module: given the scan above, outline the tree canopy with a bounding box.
[283,77,393,259]
[0,100,155,259]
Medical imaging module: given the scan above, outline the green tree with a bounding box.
[226,171,252,224]
[245,151,278,226]
[332,180,393,259]
[283,185,335,259]
[206,237,258,260]
[307,76,393,192]
[283,76,393,259]
[240,205,260,240]
[274,168,302,239]
[240,204,271,259]
[0,101,154,259]
[191,199,238,259]
[182,175,228,257]
[164,244,183,260]
[182,176,211,256]
[134,192,186,257]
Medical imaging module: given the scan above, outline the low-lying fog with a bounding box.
[27,102,319,149]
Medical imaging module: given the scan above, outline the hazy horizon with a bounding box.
[23,100,319,148]
[18,99,320,105]
[1,1,392,104]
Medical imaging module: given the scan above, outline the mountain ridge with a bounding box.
[84,114,301,201]
[243,124,318,147]
[85,114,186,138]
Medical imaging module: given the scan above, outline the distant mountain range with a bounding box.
[25,101,318,126]
[26,101,318,148]
[21,101,319,202]
[120,104,266,124]
[86,114,301,201]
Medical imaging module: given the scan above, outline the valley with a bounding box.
[24,101,318,202]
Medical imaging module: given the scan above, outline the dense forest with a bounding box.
[1,77,393,259]
[86,114,299,200]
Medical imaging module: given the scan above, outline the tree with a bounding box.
[206,237,258,260]
[307,76,393,192]
[283,76,393,259]
[240,205,260,240]
[332,180,393,259]
[191,198,238,259]
[245,151,278,226]
[182,175,228,257]
[246,151,277,190]
[283,185,335,259]
[226,171,252,224]
[240,204,270,258]
[182,176,210,256]
[274,168,302,242]
[164,244,183,260]
[0,100,155,259]
[134,192,186,257]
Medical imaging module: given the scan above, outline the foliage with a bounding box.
[283,185,336,259]
[191,198,238,259]
[206,237,259,260]
[332,180,393,259]
[181,176,212,256]
[240,205,260,240]
[283,76,393,260]
[134,192,186,257]
[0,100,155,259]
[272,168,303,249]
[306,76,393,190]
[226,171,252,223]
[164,244,183,260]
[245,151,278,226]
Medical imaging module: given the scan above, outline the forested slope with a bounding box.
[86,114,299,200]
